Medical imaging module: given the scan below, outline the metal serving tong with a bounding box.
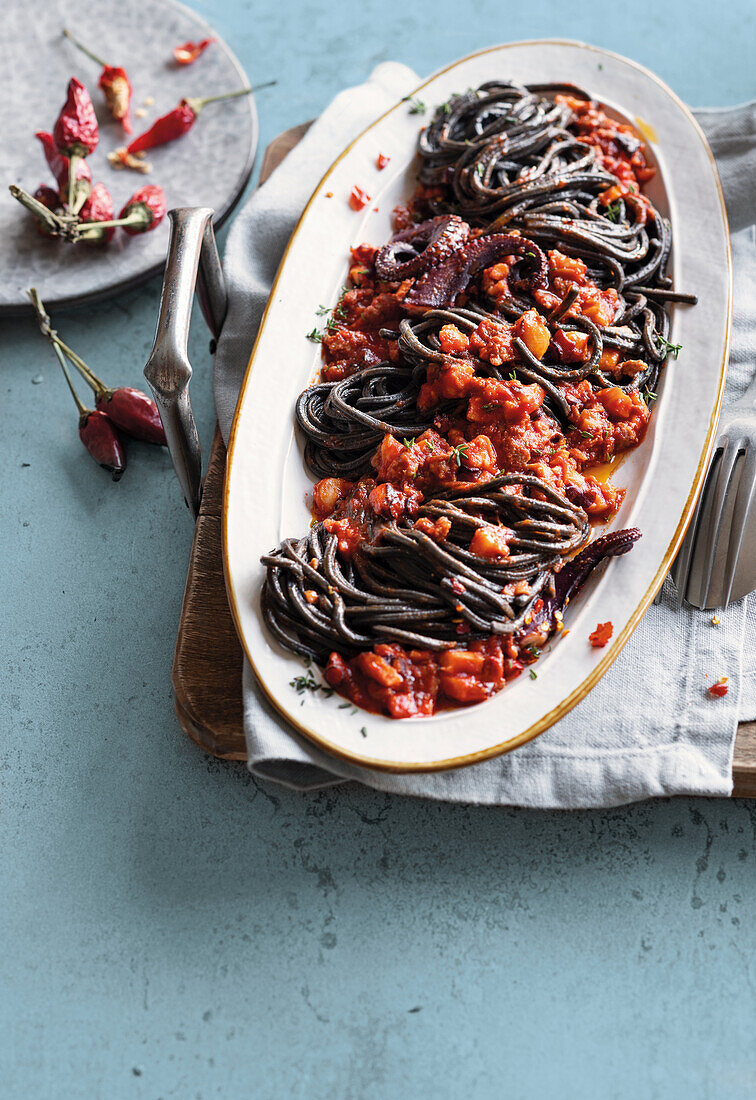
[144,207,227,517]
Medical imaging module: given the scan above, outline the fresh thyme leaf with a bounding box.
[482,402,498,411]
[306,327,323,343]
[315,304,330,316]
[578,429,594,439]
[402,95,426,114]
[508,370,518,381]
[659,337,682,359]
[440,102,451,116]
[529,669,538,680]
[338,702,351,709]
[402,437,416,448]
[604,200,622,223]
[424,440,436,453]
[450,442,469,467]
[526,645,541,658]
[290,666,333,698]
[360,726,367,737]
[644,389,658,404]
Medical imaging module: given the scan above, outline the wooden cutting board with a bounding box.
[172,124,756,797]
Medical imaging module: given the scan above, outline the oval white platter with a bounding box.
[223,40,731,773]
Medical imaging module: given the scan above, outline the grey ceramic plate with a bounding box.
[2,0,258,314]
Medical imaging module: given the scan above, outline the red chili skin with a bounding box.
[126,103,196,154]
[32,184,63,236]
[79,183,115,243]
[36,131,92,199]
[78,410,126,480]
[99,66,133,134]
[96,387,166,445]
[173,38,215,64]
[118,184,167,235]
[349,185,371,211]
[376,153,390,170]
[53,78,99,157]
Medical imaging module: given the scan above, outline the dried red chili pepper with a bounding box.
[77,183,115,244]
[95,387,166,444]
[52,77,99,214]
[78,408,127,480]
[173,37,216,65]
[53,77,99,158]
[8,184,65,236]
[78,184,167,239]
[28,289,166,449]
[36,130,92,202]
[29,289,126,480]
[117,185,167,235]
[125,87,256,155]
[63,29,133,134]
[32,185,63,236]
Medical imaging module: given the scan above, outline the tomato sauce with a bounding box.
[308,100,655,716]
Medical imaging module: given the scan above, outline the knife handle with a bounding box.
[144,207,228,518]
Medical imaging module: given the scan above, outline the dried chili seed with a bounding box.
[348,186,371,211]
[53,77,99,157]
[588,621,613,647]
[173,38,215,65]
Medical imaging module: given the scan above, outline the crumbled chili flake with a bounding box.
[708,677,728,698]
[588,621,613,647]
[377,153,390,170]
[348,185,371,211]
[325,191,333,198]
[711,616,721,626]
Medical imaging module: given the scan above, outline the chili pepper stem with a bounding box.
[183,81,276,115]
[9,185,64,233]
[68,154,79,213]
[27,289,106,396]
[78,212,148,233]
[62,28,108,68]
[56,345,89,418]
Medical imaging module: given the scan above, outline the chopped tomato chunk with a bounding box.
[514,309,550,359]
[469,525,512,560]
[348,186,371,211]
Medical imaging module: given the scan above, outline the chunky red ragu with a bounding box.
[260,85,689,718]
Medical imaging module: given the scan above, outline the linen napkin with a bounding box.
[213,63,756,806]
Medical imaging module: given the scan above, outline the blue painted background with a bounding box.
[2,0,755,1096]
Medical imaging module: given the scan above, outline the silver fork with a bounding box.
[671,372,756,609]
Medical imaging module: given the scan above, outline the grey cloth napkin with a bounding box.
[214,63,756,806]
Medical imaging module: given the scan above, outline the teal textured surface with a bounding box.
[2,1,755,1096]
